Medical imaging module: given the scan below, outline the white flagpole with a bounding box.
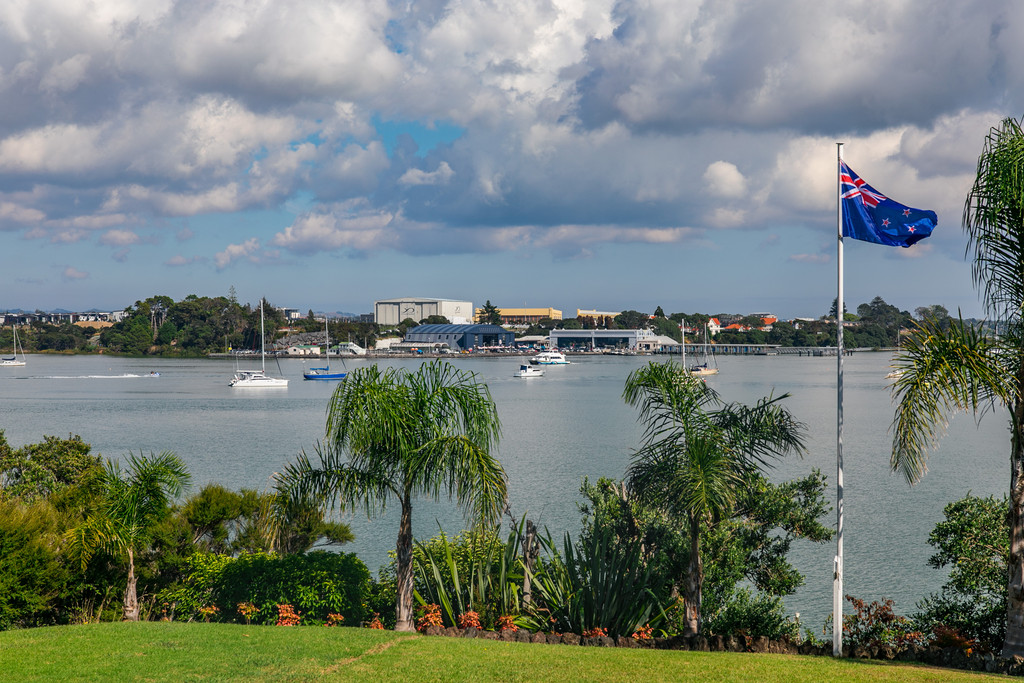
[834,142,845,657]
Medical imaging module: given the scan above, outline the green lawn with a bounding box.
[0,623,1008,682]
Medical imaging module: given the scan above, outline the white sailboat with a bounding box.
[1,325,26,367]
[230,302,288,388]
[689,322,719,376]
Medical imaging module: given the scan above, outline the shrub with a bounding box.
[158,550,371,625]
[416,603,442,632]
[276,604,301,626]
[842,596,926,651]
[458,611,481,629]
[496,614,518,632]
[237,602,256,625]
[704,588,799,640]
[632,624,653,640]
[0,499,72,630]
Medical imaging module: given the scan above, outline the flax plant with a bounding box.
[891,116,1024,656]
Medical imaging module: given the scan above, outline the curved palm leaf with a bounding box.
[891,317,1015,484]
[964,117,1024,322]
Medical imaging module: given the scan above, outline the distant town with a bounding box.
[2,293,960,357]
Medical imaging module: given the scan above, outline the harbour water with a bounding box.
[0,352,1009,630]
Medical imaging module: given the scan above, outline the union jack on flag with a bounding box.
[840,162,887,208]
[839,161,937,248]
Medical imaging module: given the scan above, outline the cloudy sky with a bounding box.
[1,0,1020,319]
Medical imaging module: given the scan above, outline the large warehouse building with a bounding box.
[404,324,514,352]
[374,297,473,326]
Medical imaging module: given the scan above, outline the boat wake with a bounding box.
[34,373,160,379]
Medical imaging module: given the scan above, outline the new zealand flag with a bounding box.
[840,161,937,248]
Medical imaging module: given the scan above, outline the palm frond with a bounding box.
[891,317,1015,483]
[964,117,1024,322]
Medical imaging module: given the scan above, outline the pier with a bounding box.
[656,344,845,357]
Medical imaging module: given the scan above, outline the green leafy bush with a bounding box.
[0,499,70,630]
[703,588,798,640]
[160,551,371,626]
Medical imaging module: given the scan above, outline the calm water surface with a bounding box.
[0,352,1009,629]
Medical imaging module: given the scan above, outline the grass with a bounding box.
[0,623,1008,682]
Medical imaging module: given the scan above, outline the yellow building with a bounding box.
[576,308,622,321]
[474,307,563,325]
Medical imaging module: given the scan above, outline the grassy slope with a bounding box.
[0,623,1006,682]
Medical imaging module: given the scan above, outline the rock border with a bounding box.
[418,626,1024,676]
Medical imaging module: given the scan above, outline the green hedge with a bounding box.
[160,551,371,626]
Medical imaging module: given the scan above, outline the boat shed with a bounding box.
[404,324,514,352]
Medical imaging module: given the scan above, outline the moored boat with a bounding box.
[529,351,569,365]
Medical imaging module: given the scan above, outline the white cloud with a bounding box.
[704,161,747,199]
[271,204,397,253]
[399,161,454,186]
[99,229,140,246]
[62,266,89,280]
[0,201,45,224]
[214,237,262,269]
[165,254,206,266]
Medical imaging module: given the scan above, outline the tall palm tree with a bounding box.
[891,116,1024,656]
[279,359,506,632]
[68,451,191,621]
[623,361,806,635]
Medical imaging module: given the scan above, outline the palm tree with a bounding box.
[279,359,506,632]
[68,451,191,621]
[622,361,806,635]
[891,116,1024,656]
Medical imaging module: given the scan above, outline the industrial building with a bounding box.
[374,297,473,326]
[550,328,663,350]
[404,324,514,352]
[474,306,562,325]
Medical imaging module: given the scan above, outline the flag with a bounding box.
[840,161,937,247]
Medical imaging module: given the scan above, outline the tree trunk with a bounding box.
[394,490,416,632]
[122,548,140,621]
[683,515,702,636]
[1004,397,1024,656]
[521,519,538,606]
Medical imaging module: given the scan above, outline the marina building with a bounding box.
[403,324,515,352]
[374,297,473,326]
[550,328,661,350]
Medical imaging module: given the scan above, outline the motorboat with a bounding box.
[529,351,569,365]
[231,301,289,388]
[514,364,544,378]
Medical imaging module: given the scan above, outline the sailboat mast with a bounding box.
[260,301,266,372]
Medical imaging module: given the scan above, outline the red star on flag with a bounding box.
[882,218,891,227]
